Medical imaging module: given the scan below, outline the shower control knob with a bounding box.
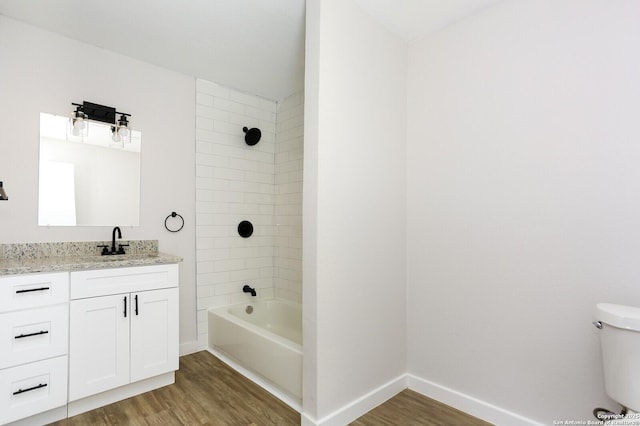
[593,321,603,329]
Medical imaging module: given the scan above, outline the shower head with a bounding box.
[242,126,262,146]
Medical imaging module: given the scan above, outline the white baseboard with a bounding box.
[302,375,406,426]
[407,374,543,426]
[179,340,201,356]
[302,373,542,426]
[181,347,543,426]
[301,412,318,426]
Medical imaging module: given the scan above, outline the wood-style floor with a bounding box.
[351,389,492,426]
[50,351,492,425]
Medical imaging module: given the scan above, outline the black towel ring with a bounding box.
[165,212,184,233]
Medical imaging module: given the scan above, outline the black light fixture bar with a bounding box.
[72,101,130,125]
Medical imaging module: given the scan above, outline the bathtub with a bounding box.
[208,299,302,403]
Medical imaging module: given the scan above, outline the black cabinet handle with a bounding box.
[124,296,127,318]
[135,294,139,316]
[15,287,50,294]
[15,330,49,339]
[13,383,47,395]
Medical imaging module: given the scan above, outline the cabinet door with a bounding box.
[130,288,179,383]
[69,294,130,401]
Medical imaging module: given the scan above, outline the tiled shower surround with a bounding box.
[274,93,304,303]
[195,79,303,346]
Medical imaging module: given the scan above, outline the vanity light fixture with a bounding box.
[117,114,130,139]
[111,113,131,143]
[0,181,8,201]
[71,101,132,142]
[71,105,89,137]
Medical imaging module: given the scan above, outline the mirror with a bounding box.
[38,112,141,226]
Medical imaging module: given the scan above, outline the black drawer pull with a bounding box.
[15,330,49,339]
[15,287,50,294]
[13,383,47,395]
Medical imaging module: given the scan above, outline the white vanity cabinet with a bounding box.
[68,264,179,414]
[0,272,69,426]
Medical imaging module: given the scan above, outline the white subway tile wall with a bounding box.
[195,79,303,346]
[275,92,304,304]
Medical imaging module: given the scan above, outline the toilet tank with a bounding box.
[596,303,640,411]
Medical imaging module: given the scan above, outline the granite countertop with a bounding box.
[0,241,182,276]
[0,252,182,276]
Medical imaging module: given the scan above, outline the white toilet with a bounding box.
[595,303,640,420]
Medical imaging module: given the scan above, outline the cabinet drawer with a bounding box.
[0,272,69,313]
[70,264,178,299]
[0,356,68,425]
[0,304,69,369]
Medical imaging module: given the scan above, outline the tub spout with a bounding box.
[243,284,256,297]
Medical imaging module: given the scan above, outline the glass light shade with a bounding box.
[69,116,88,138]
[111,127,121,142]
[73,117,86,130]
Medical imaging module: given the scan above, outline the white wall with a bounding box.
[0,16,198,352]
[407,0,640,423]
[303,0,407,422]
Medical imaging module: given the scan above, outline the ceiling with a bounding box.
[353,0,504,42]
[0,0,503,101]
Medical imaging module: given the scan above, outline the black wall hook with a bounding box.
[243,127,261,146]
